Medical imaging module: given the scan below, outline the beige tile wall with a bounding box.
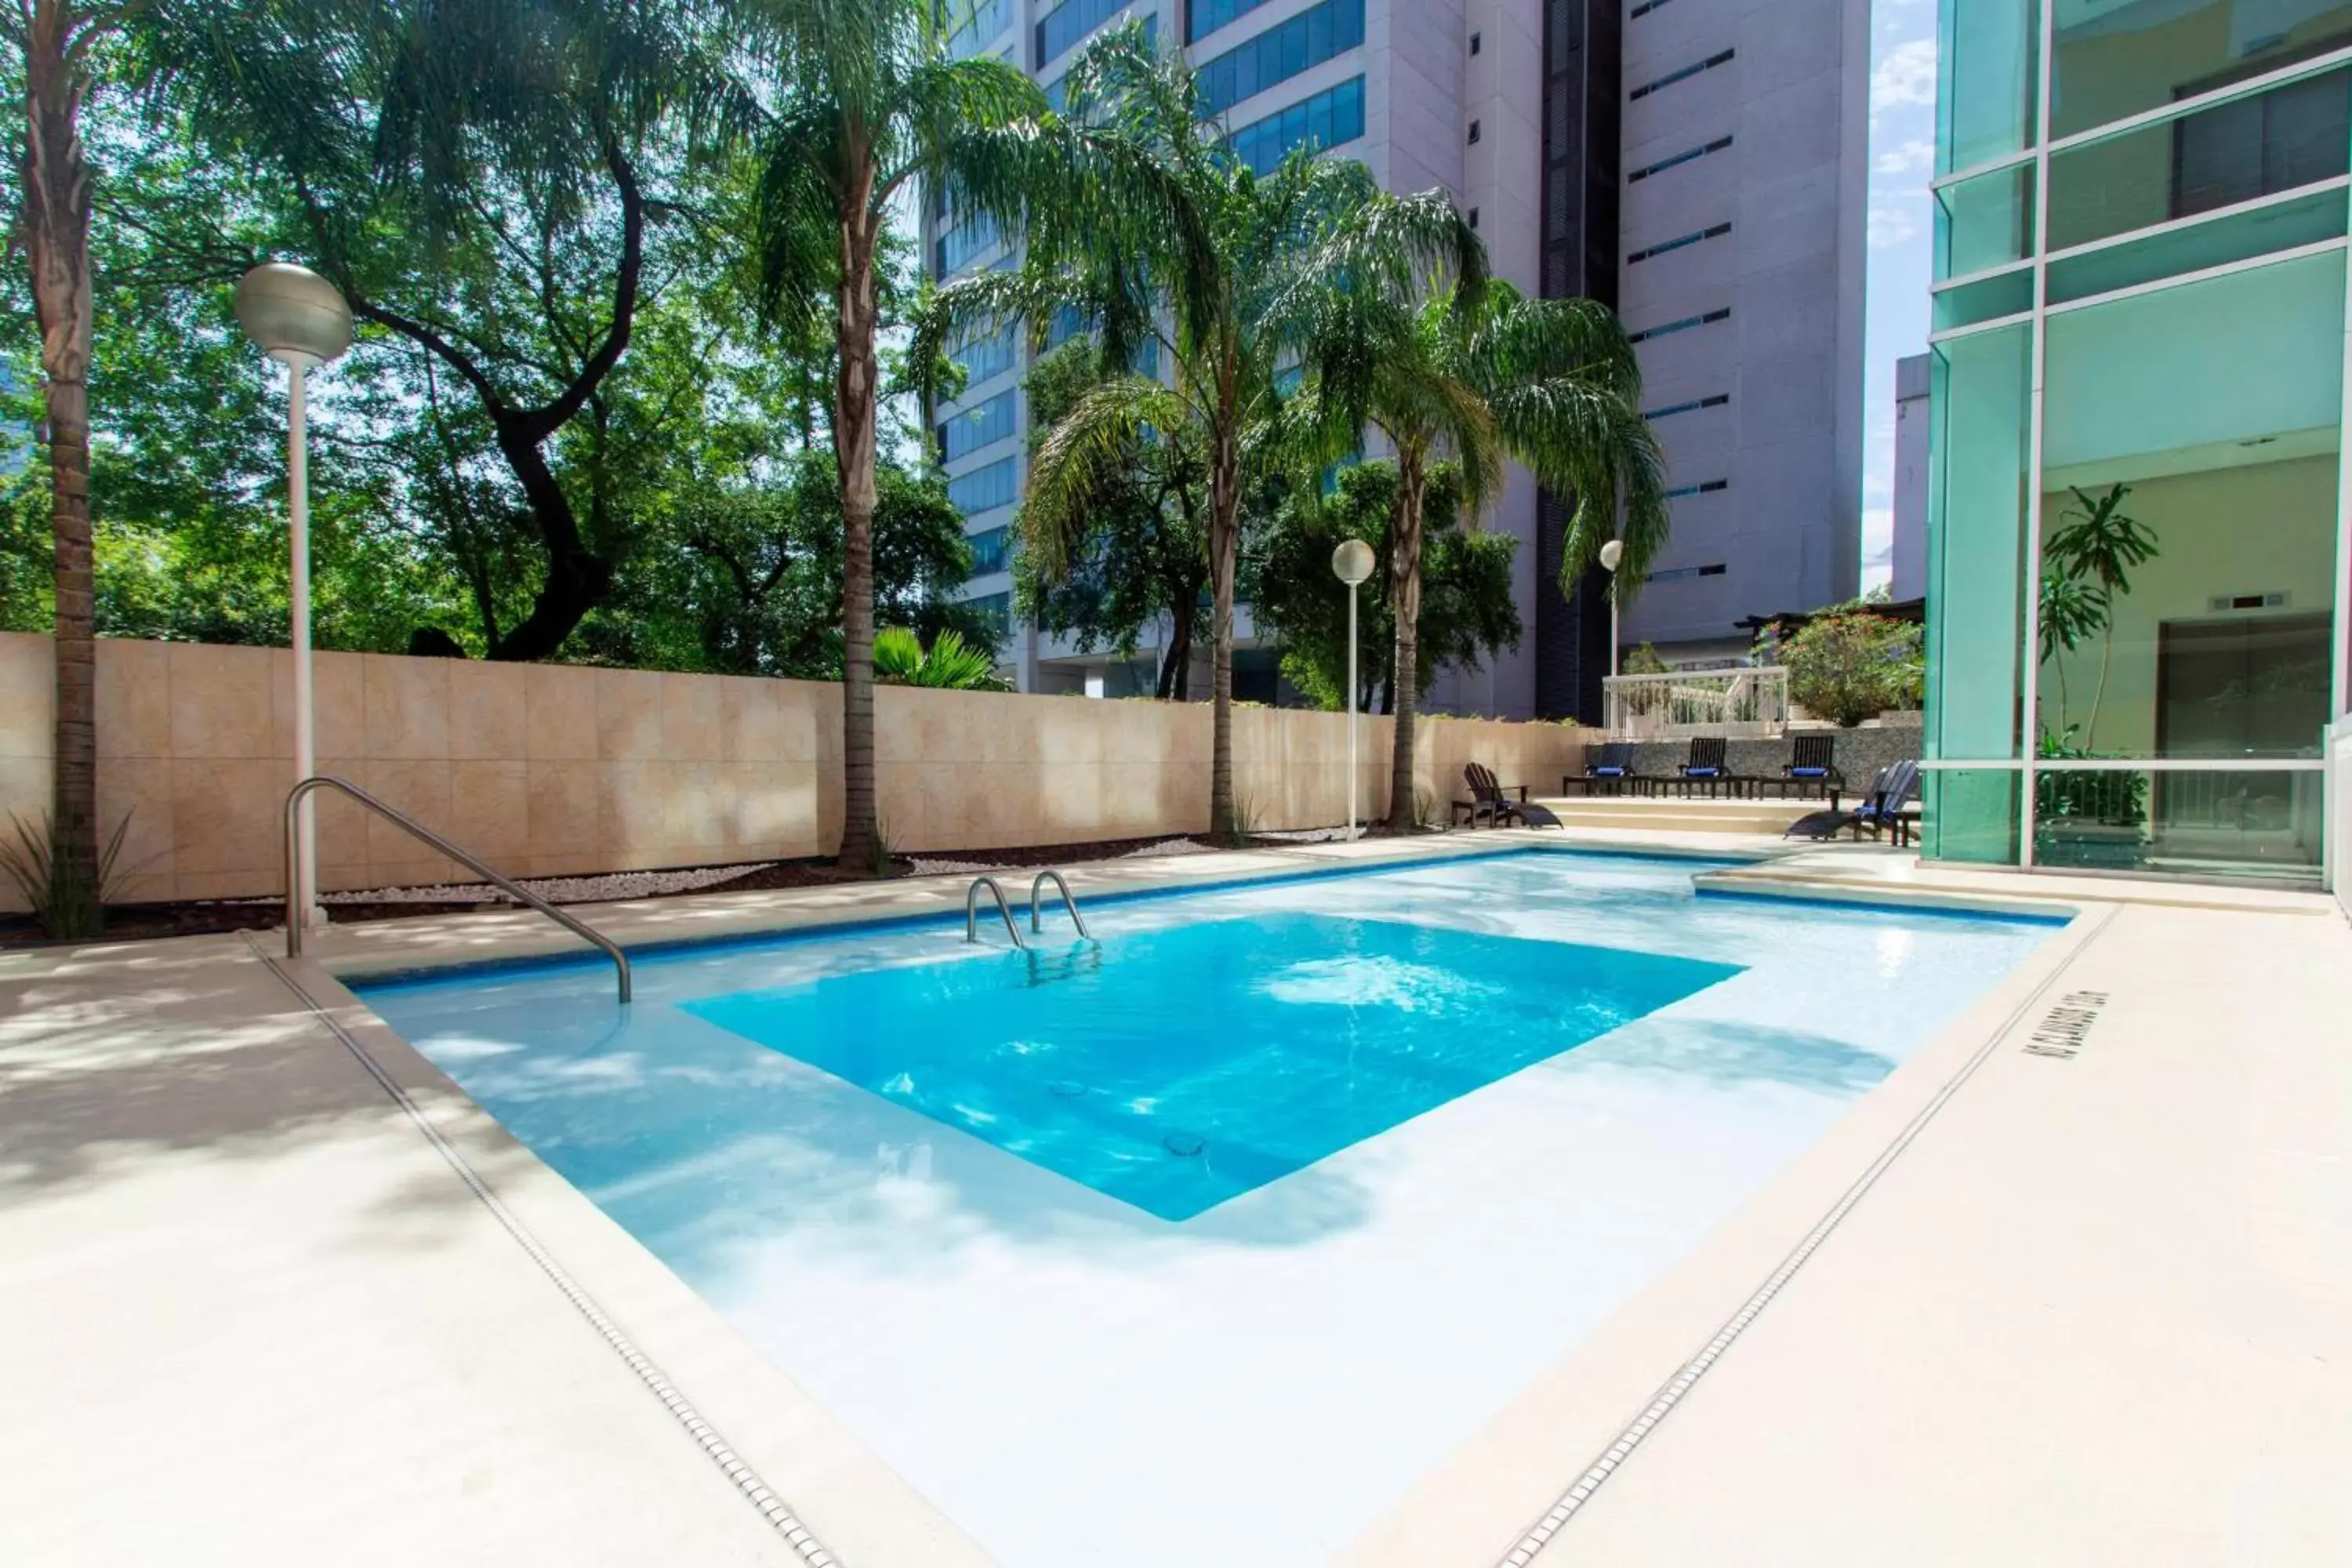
[0,635,1590,908]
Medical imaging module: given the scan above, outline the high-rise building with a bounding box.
[926,0,1867,716]
[1923,0,2351,884]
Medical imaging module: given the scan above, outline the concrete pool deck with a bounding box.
[2,829,2347,1566]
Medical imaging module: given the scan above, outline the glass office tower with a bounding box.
[1926,0,2352,882]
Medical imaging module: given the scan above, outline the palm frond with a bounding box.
[1022,373,1189,580]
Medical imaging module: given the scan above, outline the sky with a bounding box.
[1860,0,1940,592]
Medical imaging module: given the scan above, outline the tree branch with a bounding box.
[514,138,644,441]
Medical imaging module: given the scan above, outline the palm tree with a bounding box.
[1305,280,1668,830]
[726,2,1194,869]
[8,0,122,934]
[917,27,1479,835]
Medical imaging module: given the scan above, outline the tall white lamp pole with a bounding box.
[1332,539,1377,840]
[236,263,355,930]
[1599,538,1624,680]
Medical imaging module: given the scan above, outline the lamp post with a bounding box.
[1331,539,1377,840]
[1598,539,1625,735]
[236,263,354,930]
[1598,538,1624,677]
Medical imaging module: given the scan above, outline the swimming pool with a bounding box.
[359,849,2058,1567]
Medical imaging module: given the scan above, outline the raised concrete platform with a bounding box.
[1530,794,1821,836]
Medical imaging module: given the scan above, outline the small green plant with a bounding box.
[873,626,1008,691]
[2034,725,2148,826]
[1412,786,1437,829]
[866,812,901,878]
[0,812,134,940]
[1781,612,1924,728]
[1220,787,1264,847]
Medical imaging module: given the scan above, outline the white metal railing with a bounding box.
[1602,666,1791,738]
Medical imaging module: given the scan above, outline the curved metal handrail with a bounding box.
[1028,869,1094,941]
[965,876,1026,948]
[284,775,632,1004]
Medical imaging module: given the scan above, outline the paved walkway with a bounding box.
[3,829,2347,1566]
[1543,893,2352,1566]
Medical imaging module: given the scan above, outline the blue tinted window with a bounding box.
[1037,0,1146,67]
[1197,0,1364,117]
[945,0,1012,60]
[948,458,1018,514]
[935,209,1001,278]
[952,323,1020,388]
[1189,0,1276,43]
[968,527,1012,575]
[939,391,1018,462]
[1229,76,1365,175]
[967,590,1014,636]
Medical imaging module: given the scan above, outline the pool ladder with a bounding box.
[966,871,1094,949]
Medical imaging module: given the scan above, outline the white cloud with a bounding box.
[1869,205,1921,249]
[1873,38,1939,122]
[1874,138,1935,178]
[1861,506,1896,591]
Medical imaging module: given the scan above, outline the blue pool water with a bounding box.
[685,913,1741,1219]
[355,850,2062,1568]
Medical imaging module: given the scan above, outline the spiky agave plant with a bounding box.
[0,811,134,941]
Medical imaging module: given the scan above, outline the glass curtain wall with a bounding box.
[1926,0,2352,883]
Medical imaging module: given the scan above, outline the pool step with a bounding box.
[1528,796,1822,836]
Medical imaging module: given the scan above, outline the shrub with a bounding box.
[1622,641,1670,675]
[1781,612,1924,728]
[873,626,1008,691]
[0,812,135,940]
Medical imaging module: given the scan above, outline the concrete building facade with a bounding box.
[1891,350,1931,604]
[925,0,1867,713]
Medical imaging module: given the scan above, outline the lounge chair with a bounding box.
[1562,741,1640,797]
[1454,763,1564,830]
[1776,733,1845,808]
[1668,736,1751,800]
[1784,760,1920,844]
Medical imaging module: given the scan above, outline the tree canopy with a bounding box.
[1248,459,1519,713]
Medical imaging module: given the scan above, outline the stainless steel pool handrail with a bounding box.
[1028,869,1094,941]
[283,775,633,1003]
[965,875,1026,948]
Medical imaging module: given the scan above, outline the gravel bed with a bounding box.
[312,862,776,906]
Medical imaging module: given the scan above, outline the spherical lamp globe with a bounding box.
[1598,539,1624,573]
[234,263,354,368]
[1330,539,1377,587]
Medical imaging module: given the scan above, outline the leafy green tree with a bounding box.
[1248,459,1519,713]
[134,0,720,660]
[724,0,1178,869]
[1301,279,1667,829]
[2043,482,2154,748]
[590,450,985,676]
[920,25,1478,834]
[1010,340,1210,699]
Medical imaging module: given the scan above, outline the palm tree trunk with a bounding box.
[1207,423,1240,838]
[1385,448,1428,833]
[24,0,100,908]
[833,189,883,871]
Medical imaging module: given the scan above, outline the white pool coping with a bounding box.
[5,828,2346,1566]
